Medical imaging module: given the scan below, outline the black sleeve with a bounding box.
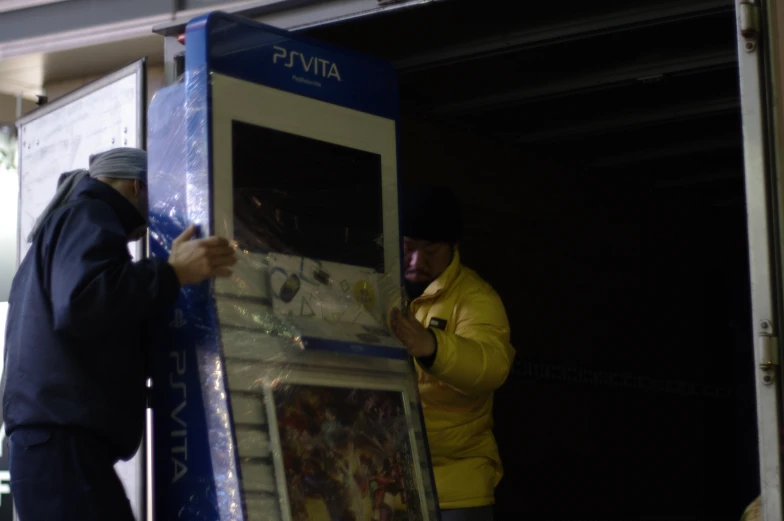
[48,204,180,338]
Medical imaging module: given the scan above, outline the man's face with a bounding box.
[127,180,148,241]
[133,180,149,221]
[403,238,453,284]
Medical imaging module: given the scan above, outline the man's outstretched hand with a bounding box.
[168,224,237,285]
[391,308,436,358]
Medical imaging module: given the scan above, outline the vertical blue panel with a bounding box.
[148,81,219,521]
[182,15,247,521]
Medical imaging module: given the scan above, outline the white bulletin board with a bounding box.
[16,59,147,263]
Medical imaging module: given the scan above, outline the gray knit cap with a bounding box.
[27,147,147,243]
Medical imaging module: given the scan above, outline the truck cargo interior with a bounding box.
[299,0,757,519]
[0,0,760,519]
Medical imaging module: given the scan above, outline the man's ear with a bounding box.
[133,179,142,197]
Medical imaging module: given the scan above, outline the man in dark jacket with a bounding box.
[2,148,236,521]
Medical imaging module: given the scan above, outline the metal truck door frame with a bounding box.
[737,0,784,518]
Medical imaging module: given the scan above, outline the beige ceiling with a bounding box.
[0,92,36,122]
[0,34,164,100]
[43,35,164,83]
[0,54,44,99]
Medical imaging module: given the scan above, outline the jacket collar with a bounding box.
[414,249,462,302]
[71,177,145,237]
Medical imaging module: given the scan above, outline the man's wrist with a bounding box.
[417,329,439,369]
[157,260,182,306]
[167,261,185,285]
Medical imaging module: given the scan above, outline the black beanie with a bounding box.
[401,185,464,244]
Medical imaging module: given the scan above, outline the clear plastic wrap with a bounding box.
[147,13,439,521]
[208,72,405,361]
[219,350,436,521]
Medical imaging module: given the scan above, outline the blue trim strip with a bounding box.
[147,81,220,521]
[301,336,410,360]
[185,14,248,521]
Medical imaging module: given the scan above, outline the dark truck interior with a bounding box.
[304,1,755,519]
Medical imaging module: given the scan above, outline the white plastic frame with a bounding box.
[262,366,431,521]
[210,72,400,277]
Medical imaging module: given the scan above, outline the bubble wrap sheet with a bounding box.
[147,12,439,521]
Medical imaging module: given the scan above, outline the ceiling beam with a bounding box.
[588,137,741,169]
[0,0,70,15]
[153,0,443,36]
[514,97,740,144]
[394,0,732,73]
[653,171,741,189]
[432,49,737,116]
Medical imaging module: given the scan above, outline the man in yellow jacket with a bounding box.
[390,185,515,521]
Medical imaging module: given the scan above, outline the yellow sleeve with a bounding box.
[740,496,761,521]
[419,288,515,395]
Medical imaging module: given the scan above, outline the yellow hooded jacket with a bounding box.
[409,251,515,509]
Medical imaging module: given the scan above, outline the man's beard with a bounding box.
[404,279,432,300]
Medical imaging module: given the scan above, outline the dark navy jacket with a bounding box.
[3,177,180,461]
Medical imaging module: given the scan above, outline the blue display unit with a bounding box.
[147,12,439,521]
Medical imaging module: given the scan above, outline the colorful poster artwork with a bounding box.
[270,383,424,521]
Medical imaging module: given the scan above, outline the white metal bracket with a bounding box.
[759,320,780,385]
[740,0,761,52]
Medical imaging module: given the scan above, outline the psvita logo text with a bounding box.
[272,45,342,82]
